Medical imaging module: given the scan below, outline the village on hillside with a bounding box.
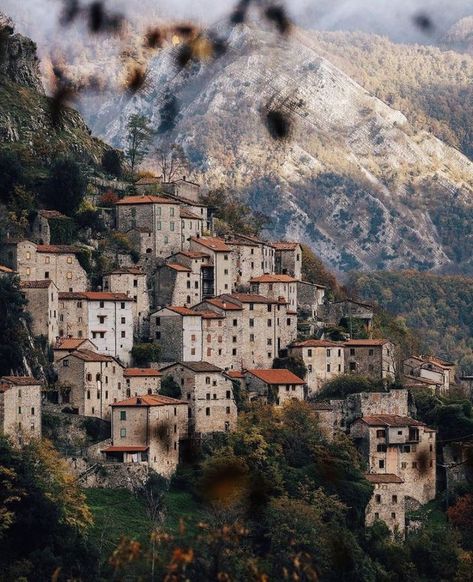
[0,175,464,539]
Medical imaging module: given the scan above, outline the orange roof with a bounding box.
[229,293,284,305]
[197,310,225,319]
[0,264,14,273]
[272,242,300,250]
[65,349,116,363]
[167,306,200,316]
[291,339,341,348]
[174,250,209,259]
[58,292,133,302]
[365,473,404,484]
[36,244,80,254]
[345,339,390,347]
[166,263,191,272]
[247,369,305,385]
[20,280,53,289]
[54,338,96,351]
[225,370,244,379]
[250,274,297,283]
[206,298,242,311]
[103,445,149,453]
[0,375,41,386]
[106,267,144,275]
[359,415,425,428]
[112,394,187,407]
[124,368,161,377]
[191,236,230,252]
[116,195,178,205]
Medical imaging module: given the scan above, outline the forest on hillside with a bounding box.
[350,270,473,373]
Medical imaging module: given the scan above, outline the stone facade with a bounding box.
[319,299,374,332]
[297,281,326,319]
[288,340,344,395]
[57,350,125,419]
[53,337,98,362]
[161,362,237,435]
[245,369,305,405]
[0,376,42,445]
[272,242,302,279]
[1,241,88,292]
[116,195,183,258]
[58,292,134,364]
[124,368,161,396]
[30,210,69,245]
[190,237,235,295]
[102,267,150,339]
[150,306,203,362]
[344,340,396,381]
[403,356,454,394]
[20,280,59,344]
[250,275,298,314]
[365,474,406,536]
[226,239,265,289]
[104,394,188,478]
[351,415,436,505]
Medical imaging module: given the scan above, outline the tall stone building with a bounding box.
[344,339,396,381]
[364,474,406,536]
[53,337,98,362]
[272,242,302,279]
[102,394,188,477]
[20,279,59,344]
[124,368,161,396]
[0,376,42,445]
[245,369,305,405]
[189,236,235,295]
[150,306,203,362]
[250,274,298,314]
[161,362,237,436]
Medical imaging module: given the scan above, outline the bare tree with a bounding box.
[155,144,190,183]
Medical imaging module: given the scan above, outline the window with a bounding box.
[224,269,228,275]
[18,406,22,414]
[375,494,381,503]
[287,318,291,326]
[205,376,211,384]
[98,316,105,324]
[170,222,175,231]
[326,364,331,373]
[401,462,407,469]
[327,349,331,357]
[267,319,272,327]
[155,331,161,340]
[376,429,386,438]
[224,254,228,261]
[121,302,125,309]
[249,318,254,327]
[133,279,138,288]
[349,362,356,371]
[378,460,385,469]
[206,407,210,416]
[191,348,196,355]
[87,390,90,400]
[226,406,231,414]
[100,301,105,308]
[63,359,69,367]
[377,444,387,452]
[307,349,312,357]
[77,301,82,308]
[374,513,379,519]
[267,338,272,346]
[412,462,418,468]
[226,390,231,399]
[250,333,255,342]
[233,336,237,343]
[67,256,73,264]
[350,348,355,356]
[194,281,198,289]
[391,512,396,519]
[232,319,238,327]
[26,251,31,260]
[121,317,126,324]
[249,303,254,311]
[45,271,50,279]
[96,374,101,381]
[232,348,237,356]
[191,334,196,341]
[157,221,162,230]
[338,349,341,357]
[120,428,126,438]
[67,271,72,279]
[121,331,126,338]
[402,445,411,453]
[164,235,169,244]
[392,495,398,503]
[369,349,374,356]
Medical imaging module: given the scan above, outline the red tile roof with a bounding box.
[36,244,80,254]
[59,292,133,302]
[20,280,53,289]
[225,370,244,379]
[116,195,178,205]
[345,339,390,347]
[174,250,209,259]
[112,394,187,407]
[1,375,41,386]
[103,445,149,453]
[247,369,305,385]
[250,274,297,283]
[359,414,425,428]
[206,298,242,311]
[365,473,404,484]
[228,293,284,305]
[162,361,222,373]
[191,236,230,252]
[197,310,225,320]
[167,306,201,316]
[65,349,116,363]
[166,263,191,272]
[124,368,161,377]
[54,338,96,351]
[272,241,300,251]
[291,339,341,348]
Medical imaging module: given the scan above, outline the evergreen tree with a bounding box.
[125,114,154,172]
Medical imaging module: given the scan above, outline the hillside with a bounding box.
[350,270,473,374]
[0,15,109,171]
[88,23,473,274]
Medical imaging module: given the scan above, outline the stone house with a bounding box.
[403,355,455,394]
[115,195,182,258]
[124,368,161,396]
[58,291,134,364]
[102,267,150,338]
[53,337,98,362]
[0,376,42,445]
[344,339,396,381]
[351,414,436,506]
[102,394,188,478]
[226,237,265,289]
[288,339,344,395]
[297,281,326,320]
[312,401,336,440]
[150,306,203,362]
[1,241,88,292]
[30,209,68,245]
[20,279,59,344]
[161,362,237,436]
[319,299,374,334]
[250,274,298,313]
[272,242,302,279]
[57,349,125,419]
[161,177,202,203]
[189,236,234,295]
[232,234,275,274]
[245,368,306,405]
[365,474,405,536]
[180,207,205,249]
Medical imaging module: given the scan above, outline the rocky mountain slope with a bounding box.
[0,14,108,167]
[87,23,473,274]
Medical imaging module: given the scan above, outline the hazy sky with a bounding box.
[2,0,473,43]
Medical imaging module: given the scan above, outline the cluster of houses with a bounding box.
[0,176,455,535]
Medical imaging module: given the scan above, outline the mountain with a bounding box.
[86,23,473,274]
[442,16,473,54]
[0,13,108,168]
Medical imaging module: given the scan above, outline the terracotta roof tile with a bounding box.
[54,338,95,351]
[225,370,245,379]
[250,274,297,283]
[36,244,80,254]
[291,339,341,348]
[20,280,53,289]
[247,369,305,385]
[64,349,116,363]
[59,292,133,302]
[166,263,191,272]
[116,195,178,205]
[39,210,67,219]
[1,375,41,386]
[112,394,187,407]
[227,293,283,305]
[103,445,149,452]
[191,236,230,252]
[345,339,390,347]
[359,414,426,427]
[272,241,300,250]
[161,361,222,373]
[124,368,161,377]
[206,298,242,311]
[106,267,144,275]
[365,473,404,484]
[167,306,201,316]
[174,250,209,259]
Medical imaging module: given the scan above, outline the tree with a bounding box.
[101,149,122,177]
[317,374,386,400]
[131,343,161,366]
[0,150,27,204]
[125,114,153,173]
[301,244,344,299]
[273,355,307,380]
[155,144,189,183]
[159,376,182,399]
[44,157,87,216]
[448,494,473,549]
[0,275,30,375]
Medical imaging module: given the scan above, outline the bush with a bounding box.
[131,343,161,366]
[159,376,182,399]
[317,374,387,400]
[44,157,87,216]
[101,150,122,177]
